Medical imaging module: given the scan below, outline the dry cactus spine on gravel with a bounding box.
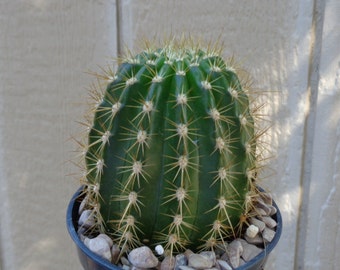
[75,37,271,263]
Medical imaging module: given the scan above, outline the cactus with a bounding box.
[80,40,264,256]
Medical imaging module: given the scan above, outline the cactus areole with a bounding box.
[82,42,262,254]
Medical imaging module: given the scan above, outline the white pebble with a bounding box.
[111,244,121,264]
[97,233,113,247]
[179,266,196,270]
[239,239,263,262]
[77,226,87,241]
[253,208,267,216]
[244,234,264,245]
[200,251,216,265]
[239,258,247,267]
[246,224,259,238]
[259,216,277,229]
[217,259,232,270]
[161,256,175,270]
[188,253,214,269]
[250,217,266,232]
[263,227,276,243]
[184,249,194,258]
[121,265,130,270]
[228,239,243,268]
[256,200,272,215]
[260,192,273,205]
[84,236,112,262]
[128,246,158,268]
[78,196,88,214]
[78,209,95,228]
[120,256,130,266]
[269,205,277,215]
[155,244,164,255]
[175,254,188,270]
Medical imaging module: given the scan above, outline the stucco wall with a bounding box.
[0,1,339,269]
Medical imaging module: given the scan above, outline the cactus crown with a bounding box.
[79,39,265,256]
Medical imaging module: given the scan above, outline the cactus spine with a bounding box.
[81,40,262,255]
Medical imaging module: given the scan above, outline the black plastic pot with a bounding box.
[67,187,282,270]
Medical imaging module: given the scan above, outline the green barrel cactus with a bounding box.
[80,40,262,255]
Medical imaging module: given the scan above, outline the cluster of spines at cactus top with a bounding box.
[79,40,264,256]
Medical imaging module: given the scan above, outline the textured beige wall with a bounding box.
[302,0,340,269]
[0,1,117,269]
[0,0,339,269]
